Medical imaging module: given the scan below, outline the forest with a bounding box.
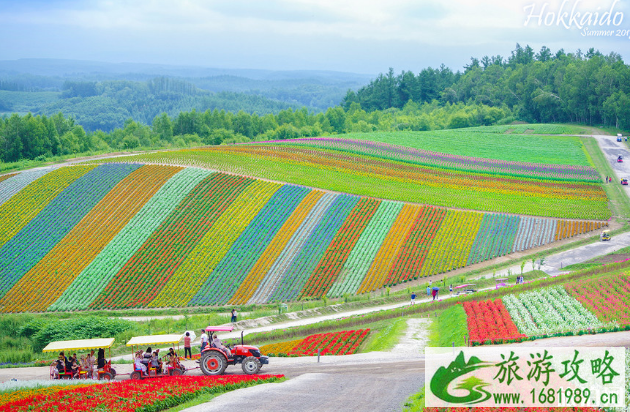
[1,44,629,164]
[343,44,630,129]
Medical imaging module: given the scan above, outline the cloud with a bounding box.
[0,0,627,72]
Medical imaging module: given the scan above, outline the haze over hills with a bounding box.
[0,58,373,130]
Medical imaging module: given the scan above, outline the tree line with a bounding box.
[0,101,512,164]
[343,44,630,129]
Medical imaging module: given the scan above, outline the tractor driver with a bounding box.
[212,334,232,358]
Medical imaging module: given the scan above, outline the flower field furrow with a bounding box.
[286,329,370,356]
[418,210,483,278]
[0,375,283,412]
[195,185,311,306]
[216,146,605,202]
[126,149,609,219]
[300,197,380,298]
[357,204,420,293]
[89,173,254,309]
[259,338,305,356]
[0,165,95,248]
[249,192,337,304]
[463,299,526,345]
[503,286,603,336]
[565,273,630,325]
[229,190,323,305]
[162,180,281,307]
[0,166,59,207]
[266,138,600,182]
[269,194,359,302]
[384,205,447,286]
[0,173,16,184]
[48,167,212,311]
[0,163,141,300]
[467,214,519,265]
[326,201,403,297]
[0,165,181,313]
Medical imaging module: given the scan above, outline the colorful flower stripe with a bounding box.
[0,166,95,249]
[463,299,526,345]
[265,138,600,182]
[48,167,212,311]
[503,286,602,336]
[300,197,380,298]
[160,180,281,307]
[270,194,359,301]
[554,219,600,241]
[0,165,181,313]
[565,273,630,325]
[0,375,283,412]
[418,210,483,278]
[0,166,59,206]
[0,163,141,300]
[89,173,254,309]
[212,146,606,201]
[384,206,446,286]
[229,190,323,305]
[357,204,419,293]
[326,201,403,297]
[467,214,519,265]
[249,192,338,304]
[512,217,557,252]
[287,329,370,356]
[193,185,311,306]
[259,338,305,356]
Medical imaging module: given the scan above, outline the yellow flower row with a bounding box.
[0,166,95,248]
[418,210,483,278]
[259,338,304,356]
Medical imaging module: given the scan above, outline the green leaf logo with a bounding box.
[430,350,493,404]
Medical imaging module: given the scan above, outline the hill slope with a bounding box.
[0,163,606,313]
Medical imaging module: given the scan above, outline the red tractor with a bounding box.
[199,326,268,375]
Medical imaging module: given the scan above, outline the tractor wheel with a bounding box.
[111,369,117,378]
[130,371,142,380]
[169,368,182,376]
[241,356,261,375]
[99,372,113,381]
[200,352,227,376]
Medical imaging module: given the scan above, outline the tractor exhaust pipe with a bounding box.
[241,331,244,347]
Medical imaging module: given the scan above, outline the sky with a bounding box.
[0,0,629,75]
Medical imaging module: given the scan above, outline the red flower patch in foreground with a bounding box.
[1,374,283,412]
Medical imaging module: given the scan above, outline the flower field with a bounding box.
[462,299,526,345]
[0,375,283,412]
[111,134,609,219]
[503,286,603,336]
[260,329,370,357]
[565,273,630,325]
[0,162,608,312]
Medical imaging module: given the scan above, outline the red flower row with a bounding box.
[288,329,370,356]
[1,374,282,412]
[463,299,526,345]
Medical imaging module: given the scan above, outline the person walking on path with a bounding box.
[431,288,437,300]
[410,292,416,305]
[184,332,192,359]
[426,285,431,296]
[200,329,208,353]
[449,285,453,296]
[230,308,238,323]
